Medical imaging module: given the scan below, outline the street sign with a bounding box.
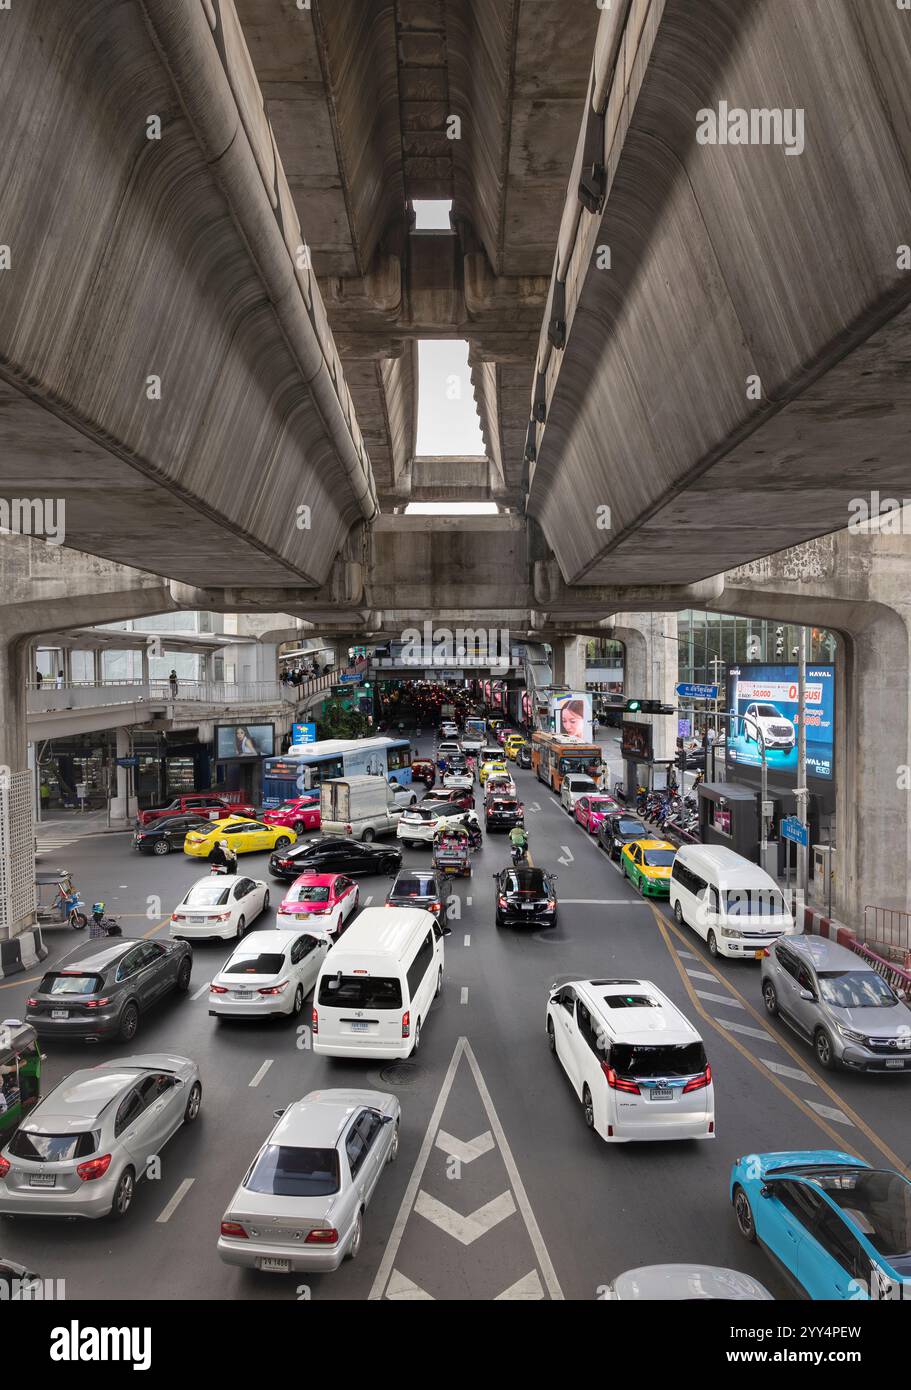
[115,756,139,768]
[677,718,691,738]
[675,682,719,701]
[291,722,316,744]
[781,816,809,847]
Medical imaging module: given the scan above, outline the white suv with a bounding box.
[560,774,599,813]
[396,803,474,846]
[742,702,795,753]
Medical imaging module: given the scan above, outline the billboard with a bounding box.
[551,691,593,742]
[726,664,834,782]
[621,720,653,761]
[215,723,274,759]
[291,722,316,744]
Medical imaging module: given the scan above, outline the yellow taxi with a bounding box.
[504,734,525,761]
[183,815,298,858]
[479,758,508,785]
[620,839,676,897]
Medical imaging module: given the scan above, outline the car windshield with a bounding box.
[724,890,788,916]
[39,973,103,996]
[290,885,330,903]
[817,971,898,1009]
[755,704,781,717]
[318,975,404,1009]
[618,820,645,835]
[610,1042,707,1077]
[8,1130,98,1162]
[224,954,286,975]
[810,1170,911,1258]
[246,1144,340,1198]
[643,850,675,867]
[185,884,231,907]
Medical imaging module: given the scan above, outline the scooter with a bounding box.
[89,903,122,938]
[510,842,529,867]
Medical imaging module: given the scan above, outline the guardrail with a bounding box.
[863,905,911,959]
[850,939,911,994]
[28,665,367,713]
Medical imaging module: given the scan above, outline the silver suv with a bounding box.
[760,935,911,1072]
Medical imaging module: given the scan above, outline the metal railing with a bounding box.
[862,905,911,969]
[27,664,367,713]
[850,938,911,993]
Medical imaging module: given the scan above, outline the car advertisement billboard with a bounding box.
[726,664,834,781]
[551,691,593,742]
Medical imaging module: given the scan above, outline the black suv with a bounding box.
[598,813,649,861]
[385,870,451,926]
[492,867,558,928]
[133,814,212,856]
[485,796,524,832]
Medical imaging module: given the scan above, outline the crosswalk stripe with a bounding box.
[760,1058,818,1086]
[715,1017,774,1043]
[414,1190,516,1246]
[695,990,743,1009]
[435,1129,495,1164]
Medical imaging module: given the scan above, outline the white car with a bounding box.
[387,779,419,808]
[208,930,330,1020]
[560,773,600,813]
[741,702,796,753]
[397,803,473,846]
[438,740,462,758]
[485,774,516,799]
[218,1089,400,1273]
[170,874,269,942]
[441,722,459,738]
[442,773,474,791]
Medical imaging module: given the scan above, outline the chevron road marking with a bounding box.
[415,1190,516,1246]
[386,1270,434,1300]
[494,1270,544,1301]
[435,1129,495,1164]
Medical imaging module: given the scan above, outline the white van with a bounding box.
[545,978,714,1143]
[669,844,796,959]
[312,907,447,1059]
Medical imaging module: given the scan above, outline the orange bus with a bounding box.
[531,732,603,794]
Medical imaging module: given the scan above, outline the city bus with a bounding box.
[261,737,412,807]
[531,731,603,795]
[0,1020,41,1146]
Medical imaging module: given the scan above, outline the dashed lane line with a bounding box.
[760,1058,818,1085]
[460,987,469,1005]
[716,1018,778,1043]
[695,989,744,1009]
[249,1060,273,1088]
[156,1178,195,1223]
[191,981,210,1001]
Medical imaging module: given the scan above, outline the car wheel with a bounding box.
[387,1122,399,1163]
[236,915,246,939]
[110,1167,136,1220]
[409,1020,421,1057]
[262,889,270,911]
[495,912,503,928]
[291,985,304,1018]
[118,1002,139,1043]
[814,1028,836,1070]
[435,968,443,998]
[673,899,686,927]
[384,856,399,873]
[293,821,305,835]
[582,1085,594,1130]
[733,1185,757,1243]
[176,957,192,993]
[409,795,417,806]
[153,839,171,856]
[362,828,375,843]
[762,980,779,1017]
[547,1019,556,1054]
[184,1081,202,1123]
[707,930,719,958]
[346,1210,364,1261]
[274,836,291,850]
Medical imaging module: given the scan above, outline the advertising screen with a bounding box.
[551,691,593,742]
[726,664,834,781]
[215,723,274,759]
[621,720,653,761]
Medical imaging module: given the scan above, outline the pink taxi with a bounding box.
[275,872,359,937]
[574,794,619,835]
[262,796,321,835]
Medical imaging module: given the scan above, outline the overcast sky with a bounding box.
[415,339,486,457]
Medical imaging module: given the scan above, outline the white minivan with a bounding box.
[669,844,796,959]
[545,978,714,1143]
[312,907,448,1059]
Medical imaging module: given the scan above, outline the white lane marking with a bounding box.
[156,1177,195,1223]
[761,1058,818,1086]
[695,989,743,1009]
[808,1100,854,1127]
[435,1129,495,1164]
[192,981,210,1001]
[608,859,624,876]
[415,1190,516,1246]
[716,1018,774,1043]
[557,846,574,865]
[365,896,373,906]
[386,1270,434,1300]
[460,987,469,1005]
[495,1270,544,1301]
[369,1036,563,1301]
[677,950,698,959]
[466,897,472,906]
[118,884,128,888]
[249,1060,273,1088]
[531,802,540,811]
[560,898,650,905]
[464,933,471,946]
[685,969,718,982]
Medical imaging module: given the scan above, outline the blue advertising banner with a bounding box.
[726,663,835,782]
[291,722,317,744]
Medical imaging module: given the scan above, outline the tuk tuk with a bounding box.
[432,825,472,877]
[0,1020,42,1145]
[35,870,87,929]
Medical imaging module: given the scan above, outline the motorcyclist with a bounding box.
[209,839,238,873]
[509,824,529,862]
[89,902,121,938]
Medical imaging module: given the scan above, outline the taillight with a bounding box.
[305,1228,338,1245]
[402,1010,411,1038]
[220,1220,248,1239]
[258,981,289,996]
[683,1065,712,1093]
[345,824,352,834]
[429,902,441,913]
[84,998,111,1009]
[171,913,185,922]
[0,1156,10,1178]
[498,896,508,908]
[26,998,37,1008]
[209,984,228,994]
[601,1064,641,1095]
[312,1007,318,1034]
[76,1153,112,1182]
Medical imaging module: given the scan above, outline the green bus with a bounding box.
[0,1020,41,1145]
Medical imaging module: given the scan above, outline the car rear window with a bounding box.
[609,1042,707,1077]
[393,877,434,896]
[8,1130,99,1162]
[504,870,546,893]
[318,975,403,1009]
[291,885,330,903]
[224,954,286,975]
[39,973,103,997]
[185,884,231,907]
[246,1144,340,1198]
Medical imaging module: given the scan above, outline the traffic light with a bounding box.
[624,699,676,714]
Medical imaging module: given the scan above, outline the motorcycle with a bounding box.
[89,903,122,938]
[510,841,529,867]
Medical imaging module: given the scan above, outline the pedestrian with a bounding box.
[55,669,64,690]
[35,669,42,690]
[168,668,178,698]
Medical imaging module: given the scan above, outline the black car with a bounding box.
[25,937,193,1043]
[597,813,649,860]
[385,870,450,925]
[485,796,524,832]
[493,867,558,928]
[133,814,212,856]
[269,836,402,881]
[515,744,532,769]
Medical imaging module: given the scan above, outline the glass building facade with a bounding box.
[676,612,837,686]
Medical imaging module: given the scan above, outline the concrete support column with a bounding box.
[140,644,150,688]
[609,611,678,763]
[93,648,102,685]
[0,632,37,938]
[109,727,137,824]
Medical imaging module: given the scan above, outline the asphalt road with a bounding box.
[3,742,908,1302]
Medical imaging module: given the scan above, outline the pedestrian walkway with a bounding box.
[35,808,123,861]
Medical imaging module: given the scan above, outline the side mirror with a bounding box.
[759,1185,771,1199]
[897,989,908,1003]
[798,988,815,1002]
[380,1113,395,1125]
[442,926,452,937]
[273,1108,286,1119]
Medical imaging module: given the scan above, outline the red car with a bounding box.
[428,786,474,811]
[574,794,619,835]
[262,796,321,835]
[137,791,256,827]
[411,759,436,788]
[275,872,359,936]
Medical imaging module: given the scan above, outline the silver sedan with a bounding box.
[218,1088,400,1273]
[0,1055,201,1220]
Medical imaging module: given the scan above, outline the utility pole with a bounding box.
[795,627,809,900]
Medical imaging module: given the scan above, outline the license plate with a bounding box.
[29,1172,56,1187]
[753,950,764,959]
[350,1021,369,1033]
[51,1010,69,1020]
[233,991,255,1001]
[257,1257,291,1273]
[189,916,206,924]
[649,1087,673,1100]
[885,1059,905,1068]
[522,904,535,911]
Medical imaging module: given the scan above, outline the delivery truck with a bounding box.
[320,775,403,841]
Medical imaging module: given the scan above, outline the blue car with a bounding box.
[730,1150,911,1299]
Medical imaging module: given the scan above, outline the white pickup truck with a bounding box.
[320,776,407,841]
